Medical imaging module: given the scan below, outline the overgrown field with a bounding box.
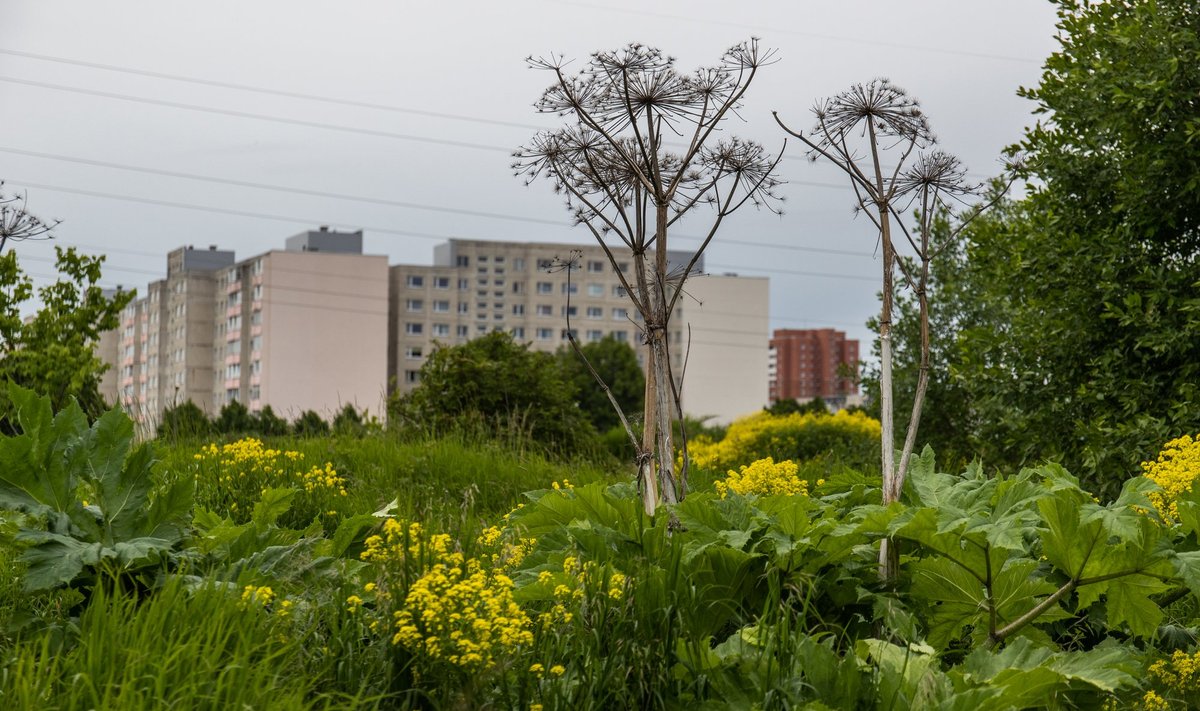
[3,386,1200,710]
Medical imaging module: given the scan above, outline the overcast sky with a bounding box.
[1,0,1061,348]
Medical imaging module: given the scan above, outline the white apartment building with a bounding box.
[389,239,769,425]
[111,229,388,425]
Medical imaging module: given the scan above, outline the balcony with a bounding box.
[223,378,240,390]
[227,280,241,294]
[226,305,241,318]
[224,353,240,365]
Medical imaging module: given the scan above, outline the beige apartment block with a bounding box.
[108,229,388,427]
[389,239,770,424]
[211,240,389,419]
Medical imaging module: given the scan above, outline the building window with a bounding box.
[561,306,577,317]
[251,360,261,375]
[587,329,603,342]
[406,299,424,312]
[405,323,423,335]
[536,282,553,295]
[536,304,553,316]
[456,255,469,267]
[618,262,629,273]
[405,346,423,359]
[512,326,525,339]
[433,323,450,336]
[612,308,628,320]
[536,328,553,340]
[406,275,424,288]
[252,259,264,275]
[587,283,603,297]
[537,258,554,270]
[458,278,469,290]
[512,282,525,294]
[586,306,603,319]
[456,325,469,337]
[478,255,488,262]
[512,304,525,316]
[513,258,525,271]
[613,285,627,298]
[612,330,628,342]
[561,282,578,294]
[560,328,578,341]
[458,302,469,314]
[432,300,450,312]
[434,276,451,289]
[587,260,604,273]
[405,370,420,384]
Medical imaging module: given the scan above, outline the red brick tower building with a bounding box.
[769,328,859,405]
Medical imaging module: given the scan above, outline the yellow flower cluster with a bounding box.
[193,438,347,498]
[240,584,275,609]
[362,519,452,566]
[715,457,816,498]
[1149,649,1200,693]
[392,555,532,669]
[476,525,538,570]
[1141,434,1200,523]
[688,410,880,473]
[361,518,533,669]
[1139,690,1170,711]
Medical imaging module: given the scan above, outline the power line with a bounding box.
[0,73,907,182]
[0,146,569,226]
[0,47,549,132]
[0,76,511,154]
[6,176,880,262]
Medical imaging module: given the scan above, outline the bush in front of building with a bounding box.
[687,409,881,478]
[390,331,600,457]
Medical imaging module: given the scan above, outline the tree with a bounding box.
[556,334,644,433]
[157,400,211,440]
[214,399,256,435]
[515,40,784,513]
[765,397,829,416]
[255,405,290,437]
[0,246,132,423]
[293,410,330,437]
[390,331,598,455]
[882,0,1200,497]
[333,403,366,437]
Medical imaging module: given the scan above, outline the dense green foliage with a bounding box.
[391,331,599,456]
[0,247,132,424]
[0,385,191,594]
[867,0,1200,495]
[3,390,1200,708]
[556,335,644,433]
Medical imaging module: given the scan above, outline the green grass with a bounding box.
[0,576,378,710]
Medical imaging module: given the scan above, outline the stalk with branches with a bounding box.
[0,182,58,254]
[775,80,1011,578]
[515,40,784,514]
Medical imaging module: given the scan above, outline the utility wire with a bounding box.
[0,47,549,131]
[5,176,879,261]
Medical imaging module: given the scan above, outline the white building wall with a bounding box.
[677,274,770,425]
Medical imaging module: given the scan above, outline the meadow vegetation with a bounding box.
[2,383,1200,709]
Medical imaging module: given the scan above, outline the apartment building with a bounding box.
[111,229,388,425]
[390,239,770,424]
[768,328,860,408]
[115,245,234,420]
